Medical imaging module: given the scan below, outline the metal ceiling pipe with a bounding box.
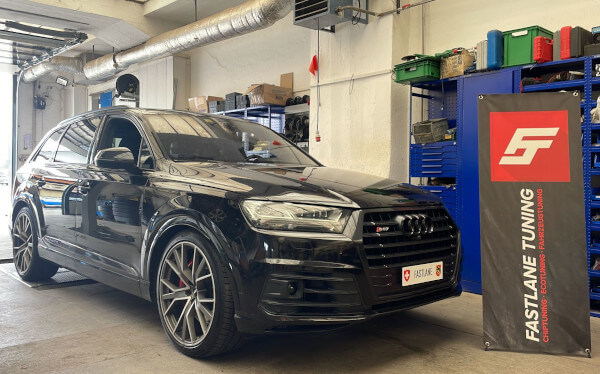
[84,0,293,81]
[21,0,292,82]
[22,56,83,83]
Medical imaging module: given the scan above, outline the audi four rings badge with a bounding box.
[395,214,433,236]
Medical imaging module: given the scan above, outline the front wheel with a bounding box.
[156,231,244,358]
[12,206,59,281]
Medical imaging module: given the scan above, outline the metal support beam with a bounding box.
[0,30,67,47]
[0,40,53,52]
[3,21,84,40]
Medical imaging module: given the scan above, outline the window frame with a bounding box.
[30,124,69,164]
[90,114,157,171]
[53,119,99,165]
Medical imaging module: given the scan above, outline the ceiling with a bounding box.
[0,0,249,69]
[145,0,246,25]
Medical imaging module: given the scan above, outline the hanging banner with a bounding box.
[478,92,591,355]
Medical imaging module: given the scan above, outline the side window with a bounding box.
[97,118,143,165]
[34,128,65,162]
[55,120,97,164]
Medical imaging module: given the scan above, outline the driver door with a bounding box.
[75,115,152,292]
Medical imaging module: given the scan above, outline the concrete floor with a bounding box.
[0,266,598,374]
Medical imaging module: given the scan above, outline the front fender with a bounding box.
[140,203,243,307]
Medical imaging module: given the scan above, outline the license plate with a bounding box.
[401,261,443,286]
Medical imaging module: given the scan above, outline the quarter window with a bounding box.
[55,120,97,164]
[34,128,65,162]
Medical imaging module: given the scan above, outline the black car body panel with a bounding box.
[11,107,462,334]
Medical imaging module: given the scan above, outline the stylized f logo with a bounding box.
[499,128,559,165]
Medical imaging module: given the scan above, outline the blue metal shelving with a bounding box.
[409,68,518,294]
[214,105,286,133]
[522,78,585,92]
[408,55,600,315]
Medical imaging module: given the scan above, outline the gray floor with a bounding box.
[0,265,598,374]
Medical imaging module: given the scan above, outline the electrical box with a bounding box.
[294,0,368,30]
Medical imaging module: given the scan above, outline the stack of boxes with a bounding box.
[225,92,241,111]
[188,73,294,114]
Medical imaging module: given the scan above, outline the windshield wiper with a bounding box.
[244,156,273,163]
[174,155,214,162]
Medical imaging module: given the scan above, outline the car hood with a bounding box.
[164,163,441,209]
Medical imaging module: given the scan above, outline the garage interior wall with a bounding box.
[17,0,600,178]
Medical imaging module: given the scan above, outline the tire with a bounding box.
[156,230,245,358]
[12,206,59,281]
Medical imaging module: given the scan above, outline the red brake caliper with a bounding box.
[178,259,194,288]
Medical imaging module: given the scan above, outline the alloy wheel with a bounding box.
[13,212,33,275]
[158,241,216,347]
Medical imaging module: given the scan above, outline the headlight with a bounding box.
[241,200,351,233]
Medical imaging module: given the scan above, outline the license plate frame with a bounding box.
[401,261,443,286]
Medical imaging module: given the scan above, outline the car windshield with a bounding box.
[144,113,318,166]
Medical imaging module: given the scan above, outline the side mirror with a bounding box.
[95,147,136,169]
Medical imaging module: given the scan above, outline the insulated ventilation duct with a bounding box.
[22,0,293,82]
[22,57,83,83]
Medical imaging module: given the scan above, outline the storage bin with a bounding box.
[503,26,553,67]
[476,40,487,71]
[412,118,448,143]
[487,30,503,70]
[571,26,592,58]
[394,56,440,84]
[560,26,572,59]
[534,36,553,63]
[584,43,600,56]
[553,30,561,61]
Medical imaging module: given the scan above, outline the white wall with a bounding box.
[308,2,423,180]
[16,78,65,166]
[188,13,312,97]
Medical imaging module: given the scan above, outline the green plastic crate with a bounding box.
[394,56,440,84]
[503,26,553,67]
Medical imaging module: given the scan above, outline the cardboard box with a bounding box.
[244,84,292,106]
[280,72,293,90]
[188,96,224,113]
[440,50,475,79]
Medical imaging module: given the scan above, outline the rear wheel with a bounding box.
[12,206,59,281]
[156,231,244,358]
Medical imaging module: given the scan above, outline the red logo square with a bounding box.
[490,111,570,182]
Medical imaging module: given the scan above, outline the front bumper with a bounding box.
[233,205,462,334]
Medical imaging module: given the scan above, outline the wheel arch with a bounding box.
[12,195,44,237]
[141,211,242,311]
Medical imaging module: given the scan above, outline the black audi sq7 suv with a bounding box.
[11,107,461,357]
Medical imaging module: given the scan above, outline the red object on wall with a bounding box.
[561,26,572,59]
[534,36,553,63]
[309,55,318,76]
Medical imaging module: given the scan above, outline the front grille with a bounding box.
[362,207,459,299]
[294,0,329,22]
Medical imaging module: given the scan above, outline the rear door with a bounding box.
[30,123,80,253]
[44,119,98,253]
